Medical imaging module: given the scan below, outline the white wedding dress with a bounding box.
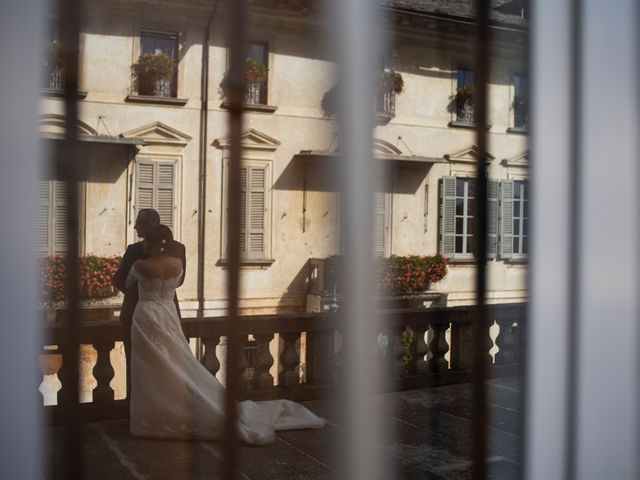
[126,265,324,445]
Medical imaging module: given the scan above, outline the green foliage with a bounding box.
[377,70,404,95]
[45,41,63,71]
[455,84,475,107]
[133,52,174,94]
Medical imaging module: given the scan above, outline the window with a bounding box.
[135,160,176,230]
[456,67,475,123]
[245,42,269,105]
[139,31,178,97]
[36,178,68,255]
[500,179,528,258]
[440,176,499,259]
[513,74,529,129]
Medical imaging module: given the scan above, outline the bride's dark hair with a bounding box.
[146,224,174,252]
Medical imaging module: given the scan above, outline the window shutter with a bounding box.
[136,161,155,212]
[500,180,514,259]
[440,176,456,257]
[156,162,175,229]
[487,178,499,258]
[247,166,266,258]
[136,160,176,231]
[372,192,387,257]
[36,181,51,254]
[238,166,248,255]
[53,181,68,254]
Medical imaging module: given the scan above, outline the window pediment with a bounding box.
[213,128,281,151]
[39,114,99,136]
[502,151,529,168]
[444,145,496,164]
[120,122,191,146]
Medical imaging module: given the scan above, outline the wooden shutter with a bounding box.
[440,176,456,257]
[372,192,387,257]
[247,166,266,258]
[136,160,175,230]
[136,160,155,211]
[53,181,68,254]
[238,166,247,255]
[487,178,499,258]
[36,181,51,254]
[156,162,175,229]
[500,180,514,259]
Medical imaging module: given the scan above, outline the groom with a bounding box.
[112,208,186,399]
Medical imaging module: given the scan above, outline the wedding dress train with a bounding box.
[126,266,324,445]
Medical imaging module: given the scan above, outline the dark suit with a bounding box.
[112,240,186,399]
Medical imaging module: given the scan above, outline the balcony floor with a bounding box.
[45,377,522,480]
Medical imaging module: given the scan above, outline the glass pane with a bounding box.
[247,43,267,64]
[514,219,520,235]
[466,217,475,235]
[456,199,464,216]
[456,217,464,234]
[522,236,528,255]
[513,237,519,254]
[523,219,529,236]
[466,179,476,198]
[466,235,475,255]
[514,200,521,218]
[523,200,529,217]
[456,179,465,197]
[141,33,177,60]
[455,236,463,253]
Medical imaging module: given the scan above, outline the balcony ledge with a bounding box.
[448,120,492,130]
[220,102,278,113]
[506,126,529,135]
[41,88,87,99]
[125,95,188,106]
[217,258,275,267]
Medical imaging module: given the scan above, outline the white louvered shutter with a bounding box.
[156,162,175,229]
[53,181,68,254]
[487,178,499,258]
[36,180,51,254]
[500,179,514,259]
[136,160,176,231]
[372,192,387,257]
[238,166,248,256]
[440,176,456,257]
[247,166,266,258]
[136,161,155,211]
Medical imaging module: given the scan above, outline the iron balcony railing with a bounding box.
[243,80,268,105]
[45,66,65,91]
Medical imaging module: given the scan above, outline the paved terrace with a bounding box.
[45,377,523,480]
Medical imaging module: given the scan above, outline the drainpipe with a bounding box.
[197,3,218,321]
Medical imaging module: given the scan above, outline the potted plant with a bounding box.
[44,41,64,89]
[454,84,475,122]
[132,52,175,96]
[219,59,268,104]
[377,70,404,95]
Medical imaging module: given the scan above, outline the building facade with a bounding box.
[39,0,529,317]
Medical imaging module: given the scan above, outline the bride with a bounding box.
[126,224,324,445]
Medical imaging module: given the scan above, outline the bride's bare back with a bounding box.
[135,255,182,280]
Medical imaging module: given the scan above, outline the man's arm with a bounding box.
[113,245,138,293]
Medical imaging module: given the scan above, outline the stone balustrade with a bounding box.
[39,303,525,423]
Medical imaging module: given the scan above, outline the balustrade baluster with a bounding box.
[279,333,300,388]
[254,334,274,390]
[392,328,406,377]
[201,336,221,377]
[239,341,252,392]
[429,323,449,374]
[495,319,516,365]
[414,324,429,375]
[56,344,73,406]
[92,341,115,404]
